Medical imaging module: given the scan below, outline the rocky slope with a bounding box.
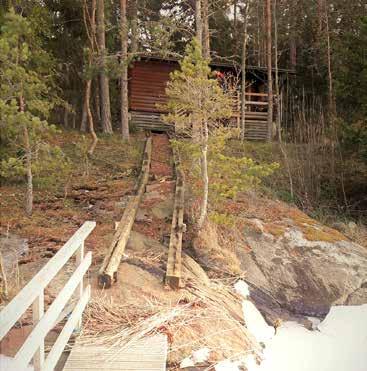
[193,192,367,321]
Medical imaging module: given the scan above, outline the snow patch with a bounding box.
[242,300,275,344]
[180,347,211,368]
[247,304,367,371]
[234,280,250,298]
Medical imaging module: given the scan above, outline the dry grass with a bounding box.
[79,282,262,368]
[193,221,244,276]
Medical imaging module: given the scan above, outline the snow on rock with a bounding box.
[242,299,275,344]
[247,304,367,371]
[214,359,242,371]
[0,355,33,371]
[180,347,211,368]
[234,280,250,298]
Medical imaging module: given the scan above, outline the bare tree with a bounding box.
[240,1,250,141]
[20,94,33,215]
[120,0,129,140]
[265,0,273,141]
[202,0,210,60]
[82,0,98,155]
[196,0,203,45]
[273,0,281,140]
[96,0,113,133]
[130,0,139,54]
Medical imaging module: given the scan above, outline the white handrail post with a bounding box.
[32,291,44,371]
[75,242,84,330]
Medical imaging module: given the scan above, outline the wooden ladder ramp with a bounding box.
[98,136,152,288]
[165,144,185,289]
[63,334,168,371]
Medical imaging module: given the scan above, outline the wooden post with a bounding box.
[32,292,44,371]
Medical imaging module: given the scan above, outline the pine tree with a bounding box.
[163,39,232,228]
[0,9,65,215]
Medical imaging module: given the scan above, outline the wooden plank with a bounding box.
[13,252,92,368]
[63,334,167,371]
[0,221,96,341]
[165,146,185,289]
[43,286,91,371]
[98,137,152,288]
[245,101,269,106]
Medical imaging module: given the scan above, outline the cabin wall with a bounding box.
[129,60,177,113]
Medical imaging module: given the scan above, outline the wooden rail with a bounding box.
[165,145,185,289]
[98,136,152,288]
[0,221,96,371]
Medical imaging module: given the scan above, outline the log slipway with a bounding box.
[65,133,184,370]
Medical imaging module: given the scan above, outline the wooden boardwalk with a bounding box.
[63,334,168,371]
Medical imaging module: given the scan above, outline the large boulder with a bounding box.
[237,197,367,318]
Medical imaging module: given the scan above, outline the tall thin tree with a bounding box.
[96,0,113,133]
[202,0,210,60]
[130,0,138,54]
[240,1,250,141]
[196,0,203,46]
[82,0,99,155]
[120,0,129,140]
[265,0,273,141]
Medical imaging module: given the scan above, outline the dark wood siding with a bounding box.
[129,60,178,113]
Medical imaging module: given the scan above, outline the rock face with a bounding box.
[238,199,367,318]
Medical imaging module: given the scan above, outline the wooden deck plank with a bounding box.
[63,335,167,371]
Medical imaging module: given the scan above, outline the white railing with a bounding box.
[0,221,96,371]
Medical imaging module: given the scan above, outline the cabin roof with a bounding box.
[133,54,296,75]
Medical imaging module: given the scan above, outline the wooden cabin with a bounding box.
[128,56,289,140]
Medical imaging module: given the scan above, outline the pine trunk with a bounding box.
[130,0,138,54]
[240,3,250,141]
[20,95,33,216]
[273,0,281,141]
[198,121,209,229]
[96,0,113,134]
[196,0,203,46]
[266,0,273,141]
[202,0,210,60]
[120,0,129,140]
[80,100,87,132]
[85,79,98,155]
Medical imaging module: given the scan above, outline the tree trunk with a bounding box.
[233,0,238,53]
[83,0,99,154]
[120,0,130,140]
[86,80,98,155]
[289,1,297,69]
[266,0,273,141]
[198,121,209,229]
[273,0,281,141]
[202,0,210,60]
[325,4,335,114]
[130,0,138,54]
[80,99,87,132]
[94,78,102,125]
[195,0,203,46]
[96,0,113,134]
[240,2,250,141]
[20,95,33,216]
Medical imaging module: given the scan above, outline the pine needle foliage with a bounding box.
[0,9,67,214]
[163,38,232,134]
